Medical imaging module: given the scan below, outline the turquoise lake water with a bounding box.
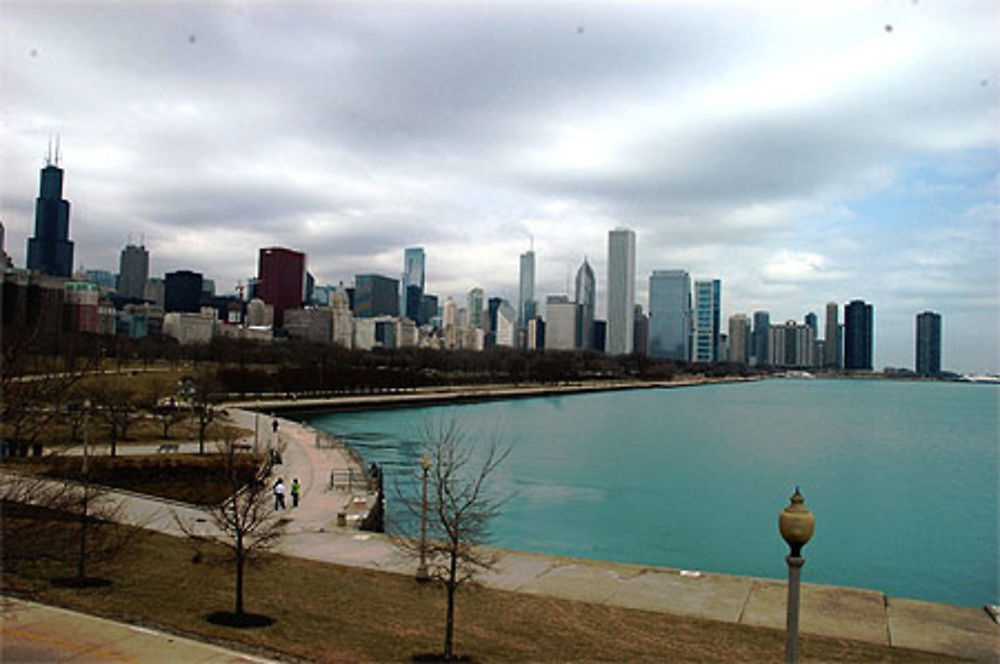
[304,379,999,607]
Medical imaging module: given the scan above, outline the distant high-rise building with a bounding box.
[545,295,579,351]
[769,320,817,368]
[693,279,721,362]
[916,311,942,376]
[354,274,399,318]
[633,304,649,355]
[117,243,149,299]
[575,258,596,350]
[752,311,771,366]
[648,269,692,361]
[728,314,751,364]
[519,249,536,332]
[257,247,306,327]
[467,287,485,329]
[164,270,204,313]
[824,302,840,368]
[844,299,874,370]
[402,247,425,320]
[143,277,165,308]
[494,299,517,348]
[592,320,607,353]
[0,221,11,268]
[26,144,74,277]
[606,227,636,355]
[420,293,439,326]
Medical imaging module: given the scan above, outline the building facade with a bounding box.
[575,258,595,350]
[844,299,874,370]
[728,314,751,364]
[824,302,841,368]
[354,274,399,318]
[693,279,721,362]
[916,311,942,376]
[117,243,149,299]
[606,227,636,355]
[257,247,305,327]
[519,249,536,328]
[402,247,425,321]
[164,270,204,313]
[648,269,691,361]
[752,311,770,366]
[467,287,484,329]
[26,148,74,278]
[545,295,579,351]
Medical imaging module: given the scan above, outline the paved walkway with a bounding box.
[5,407,998,662]
[0,596,277,663]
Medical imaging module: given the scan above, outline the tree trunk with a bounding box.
[445,548,457,659]
[199,418,206,455]
[235,540,245,615]
[110,420,118,458]
[77,486,88,579]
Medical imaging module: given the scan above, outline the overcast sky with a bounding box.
[2,1,997,373]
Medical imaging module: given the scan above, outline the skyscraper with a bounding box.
[844,299,874,370]
[164,270,204,313]
[752,311,770,366]
[694,279,721,362]
[26,143,74,277]
[354,274,399,318]
[402,247,425,321]
[545,295,579,350]
[728,314,751,364]
[648,269,691,361]
[575,258,595,350]
[916,311,942,376]
[518,249,536,331]
[824,302,840,368]
[257,247,306,327]
[117,242,149,299]
[606,227,636,355]
[467,287,484,329]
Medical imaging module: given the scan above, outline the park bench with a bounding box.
[157,443,179,453]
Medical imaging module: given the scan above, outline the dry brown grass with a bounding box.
[1,524,957,663]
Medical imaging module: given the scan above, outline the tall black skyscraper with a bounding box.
[916,311,942,376]
[844,299,874,370]
[26,143,74,277]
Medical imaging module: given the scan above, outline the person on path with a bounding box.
[291,478,300,507]
[274,478,286,510]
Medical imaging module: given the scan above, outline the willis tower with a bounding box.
[26,139,74,277]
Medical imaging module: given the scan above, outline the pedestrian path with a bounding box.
[0,596,277,663]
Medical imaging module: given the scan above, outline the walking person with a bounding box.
[273,478,286,510]
[291,478,300,507]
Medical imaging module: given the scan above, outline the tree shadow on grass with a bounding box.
[205,611,275,628]
[51,576,112,589]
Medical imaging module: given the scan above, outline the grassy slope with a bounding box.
[1,525,957,663]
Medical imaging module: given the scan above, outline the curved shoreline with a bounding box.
[227,375,759,415]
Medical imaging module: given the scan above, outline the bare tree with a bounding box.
[395,417,512,660]
[180,370,221,454]
[176,429,284,621]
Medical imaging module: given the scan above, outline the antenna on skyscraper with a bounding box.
[140,233,145,247]
[46,136,53,165]
[54,135,61,166]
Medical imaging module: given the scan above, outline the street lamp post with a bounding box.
[778,487,815,664]
[415,453,431,582]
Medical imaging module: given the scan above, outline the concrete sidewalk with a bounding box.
[0,596,277,663]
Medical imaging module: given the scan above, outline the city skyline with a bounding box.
[1,2,996,373]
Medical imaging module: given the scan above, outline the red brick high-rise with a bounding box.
[257,247,305,327]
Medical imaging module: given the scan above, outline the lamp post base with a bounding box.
[415,563,430,582]
[785,554,805,664]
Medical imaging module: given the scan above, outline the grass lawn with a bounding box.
[1,518,957,663]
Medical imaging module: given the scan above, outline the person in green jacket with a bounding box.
[291,478,301,507]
